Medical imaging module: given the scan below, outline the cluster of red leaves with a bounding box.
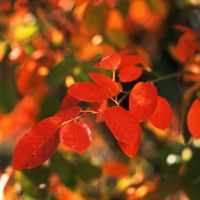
[13,53,173,170]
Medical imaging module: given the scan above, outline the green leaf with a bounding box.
[17,166,50,199]
[0,79,19,113]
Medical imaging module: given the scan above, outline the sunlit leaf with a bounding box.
[103,106,141,143]
[118,65,143,82]
[68,82,110,102]
[13,106,80,170]
[149,96,173,130]
[89,72,121,96]
[93,54,121,70]
[60,120,92,153]
[129,82,158,122]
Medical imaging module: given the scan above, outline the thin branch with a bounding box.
[112,70,116,81]
[80,110,100,114]
[110,97,119,106]
[148,70,193,83]
[118,90,131,105]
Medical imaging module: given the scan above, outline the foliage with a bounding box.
[0,0,200,199]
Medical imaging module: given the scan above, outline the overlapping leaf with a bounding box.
[119,54,142,68]
[129,82,158,122]
[117,131,141,158]
[149,96,172,130]
[60,94,79,111]
[13,106,81,170]
[93,54,121,70]
[103,106,141,143]
[89,72,121,96]
[118,66,143,82]
[68,82,110,102]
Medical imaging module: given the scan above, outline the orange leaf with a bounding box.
[68,82,110,102]
[149,96,173,130]
[118,66,143,82]
[117,131,141,158]
[93,54,121,70]
[89,72,121,96]
[103,160,129,177]
[60,94,79,111]
[129,82,158,122]
[187,98,200,138]
[119,53,142,68]
[175,32,197,63]
[103,106,141,143]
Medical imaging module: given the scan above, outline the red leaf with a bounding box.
[175,32,197,63]
[103,106,141,143]
[149,96,173,130]
[68,82,110,102]
[119,54,142,68]
[89,72,121,96]
[93,100,108,123]
[103,160,129,177]
[117,130,141,158]
[13,106,81,170]
[93,54,121,70]
[60,94,79,111]
[118,66,143,82]
[129,82,158,122]
[60,120,91,153]
[187,99,200,138]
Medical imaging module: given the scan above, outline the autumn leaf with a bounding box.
[117,132,141,158]
[68,82,110,102]
[60,119,92,153]
[13,106,81,170]
[175,31,197,63]
[149,96,173,130]
[118,65,143,82]
[129,82,158,122]
[119,54,142,68]
[60,94,79,111]
[187,98,200,138]
[103,160,129,177]
[93,54,121,70]
[89,72,121,96]
[103,106,141,143]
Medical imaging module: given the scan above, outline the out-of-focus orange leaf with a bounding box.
[106,9,123,31]
[0,95,38,142]
[49,175,85,200]
[128,0,161,31]
[103,160,129,177]
[174,31,198,63]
